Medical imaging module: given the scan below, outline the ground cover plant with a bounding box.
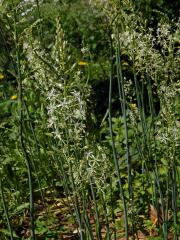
[0,0,179,239]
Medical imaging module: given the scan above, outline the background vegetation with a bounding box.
[0,0,179,239]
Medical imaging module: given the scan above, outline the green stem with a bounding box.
[90,180,102,240]
[108,31,128,239]
[0,179,14,240]
[11,1,36,239]
[115,26,134,237]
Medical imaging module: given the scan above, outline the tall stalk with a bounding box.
[133,59,167,239]
[146,74,168,239]
[11,1,36,239]
[115,25,134,237]
[108,31,128,239]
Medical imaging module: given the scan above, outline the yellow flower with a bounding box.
[130,103,137,110]
[122,62,129,67]
[0,73,4,80]
[78,61,88,66]
[11,95,17,100]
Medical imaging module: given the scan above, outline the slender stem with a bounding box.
[82,191,94,240]
[172,162,177,240]
[115,26,134,237]
[90,180,102,240]
[108,30,128,239]
[11,1,36,239]
[0,179,14,240]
